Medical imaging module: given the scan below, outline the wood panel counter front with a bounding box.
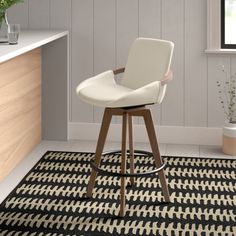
[0,30,69,181]
[0,49,41,181]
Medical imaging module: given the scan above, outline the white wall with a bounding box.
[7,0,235,143]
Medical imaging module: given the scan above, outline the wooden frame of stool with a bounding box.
[86,106,170,217]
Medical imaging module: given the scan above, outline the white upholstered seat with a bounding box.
[76,38,174,108]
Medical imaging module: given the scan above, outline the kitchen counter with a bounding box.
[0,30,68,63]
[0,30,69,181]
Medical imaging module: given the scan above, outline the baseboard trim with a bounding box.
[69,122,222,145]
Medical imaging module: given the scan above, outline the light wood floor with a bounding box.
[0,140,235,204]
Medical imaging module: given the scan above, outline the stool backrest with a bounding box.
[121,38,174,89]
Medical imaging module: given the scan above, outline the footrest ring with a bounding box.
[90,149,165,177]
[102,149,153,156]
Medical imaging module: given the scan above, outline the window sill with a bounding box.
[205,49,236,54]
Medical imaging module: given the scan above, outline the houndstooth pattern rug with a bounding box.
[0,151,235,235]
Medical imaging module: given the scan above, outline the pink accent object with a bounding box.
[161,70,173,86]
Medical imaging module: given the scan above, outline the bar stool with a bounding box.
[76,38,174,217]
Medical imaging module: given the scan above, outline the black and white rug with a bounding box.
[0,151,235,235]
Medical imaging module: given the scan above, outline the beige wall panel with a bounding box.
[50,0,71,30]
[71,0,94,123]
[29,0,50,29]
[161,0,185,126]
[185,0,208,127]
[8,0,29,29]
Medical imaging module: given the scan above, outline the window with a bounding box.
[206,0,236,53]
[221,0,236,49]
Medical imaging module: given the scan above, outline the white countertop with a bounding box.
[0,30,68,63]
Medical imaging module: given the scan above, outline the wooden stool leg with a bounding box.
[128,115,135,186]
[120,112,128,217]
[86,108,112,198]
[143,109,170,202]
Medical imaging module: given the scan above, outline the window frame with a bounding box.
[206,0,236,53]
[221,0,236,49]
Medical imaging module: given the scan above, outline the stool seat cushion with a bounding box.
[76,70,165,108]
[76,38,174,108]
